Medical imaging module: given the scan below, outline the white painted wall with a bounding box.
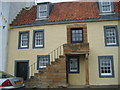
[0,2,10,72]
[0,2,35,72]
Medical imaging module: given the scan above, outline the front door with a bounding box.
[15,61,29,80]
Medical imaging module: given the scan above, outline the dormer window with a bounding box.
[39,5,47,18]
[101,1,112,12]
[99,0,114,14]
[36,2,51,20]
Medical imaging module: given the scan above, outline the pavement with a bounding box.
[68,85,120,88]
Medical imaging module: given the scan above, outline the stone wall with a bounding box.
[67,24,88,44]
[63,43,89,54]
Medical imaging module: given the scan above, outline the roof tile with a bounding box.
[48,2,100,22]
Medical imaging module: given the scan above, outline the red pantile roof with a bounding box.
[48,2,100,22]
[11,6,36,25]
[11,1,120,26]
[114,2,120,16]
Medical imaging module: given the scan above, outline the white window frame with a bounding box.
[39,5,47,18]
[34,31,44,48]
[104,26,118,46]
[106,28,117,45]
[98,56,114,78]
[20,33,28,48]
[100,0,112,13]
[37,55,50,69]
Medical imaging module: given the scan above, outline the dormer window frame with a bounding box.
[36,2,51,20]
[101,0,112,13]
[39,4,48,18]
[98,0,115,15]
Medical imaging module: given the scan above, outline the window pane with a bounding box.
[40,11,47,17]
[39,5,47,11]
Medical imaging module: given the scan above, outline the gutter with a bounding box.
[11,17,120,28]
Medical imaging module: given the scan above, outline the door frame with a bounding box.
[14,60,29,79]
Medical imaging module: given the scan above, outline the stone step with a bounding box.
[59,55,65,58]
[51,61,56,65]
[27,54,67,88]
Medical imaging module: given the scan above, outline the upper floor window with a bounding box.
[18,31,29,49]
[71,28,83,43]
[99,0,114,13]
[33,30,44,48]
[104,25,119,46]
[98,56,114,78]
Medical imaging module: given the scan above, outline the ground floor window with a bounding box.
[68,56,79,73]
[98,56,114,78]
[37,55,50,69]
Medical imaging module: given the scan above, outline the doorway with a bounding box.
[15,60,29,80]
[67,55,86,85]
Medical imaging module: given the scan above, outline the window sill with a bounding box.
[69,71,79,73]
[33,46,44,49]
[36,18,49,21]
[37,67,47,70]
[105,44,119,47]
[99,75,114,78]
[99,12,115,15]
[18,47,29,49]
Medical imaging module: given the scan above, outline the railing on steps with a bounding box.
[28,44,64,78]
[48,45,64,62]
[29,61,37,77]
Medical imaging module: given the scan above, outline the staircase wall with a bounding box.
[25,55,67,88]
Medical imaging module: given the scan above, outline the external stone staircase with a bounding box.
[25,55,68,88]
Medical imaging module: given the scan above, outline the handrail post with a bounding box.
[62,45,64,55]
[34,63,35,76]
[60,45,61,55]
[32,64,34,76]
[30,65,31,77]
[31,65,32,77]
[52,52,54,61]
[54,50,56,61]
[57,48,58,58]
